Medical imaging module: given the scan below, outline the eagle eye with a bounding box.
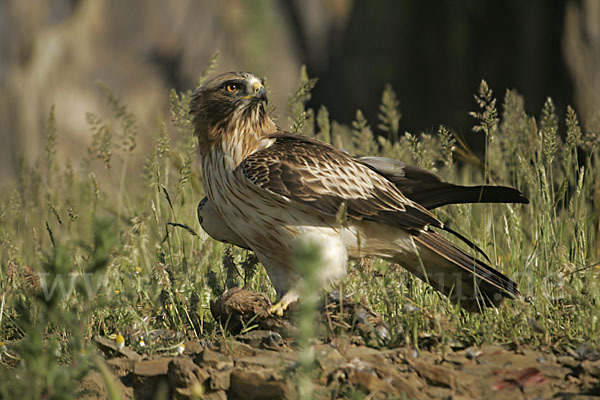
[225,83,239,93]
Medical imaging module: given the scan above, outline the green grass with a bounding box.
[0,63,599,398]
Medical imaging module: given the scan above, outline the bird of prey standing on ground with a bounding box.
[191,71,527,314]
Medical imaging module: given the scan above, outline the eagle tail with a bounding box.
[393,230,519,310]
[404,183,529,210]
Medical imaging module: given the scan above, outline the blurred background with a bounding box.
[1,0,599,181]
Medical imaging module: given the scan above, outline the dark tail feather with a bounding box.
[434,225,491,263]
[410,230,519,310]
[360,157,529,210]
[404,183,529,210]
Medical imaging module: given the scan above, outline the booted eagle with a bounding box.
[191,71,526,314]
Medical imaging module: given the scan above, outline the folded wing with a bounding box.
[241,134,440,233]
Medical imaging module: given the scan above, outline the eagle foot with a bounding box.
[269,291,299,317]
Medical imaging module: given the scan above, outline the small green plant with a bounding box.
[293,242,322,400]
[0,219,115,399]
[352,110,378,156]
[289,66,318,135]
[377,83,402,143]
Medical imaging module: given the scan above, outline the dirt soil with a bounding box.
[79,289,600,399]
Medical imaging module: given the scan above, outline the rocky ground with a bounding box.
[79,289,600,399]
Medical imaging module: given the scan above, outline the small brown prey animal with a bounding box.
[191,71,527,315]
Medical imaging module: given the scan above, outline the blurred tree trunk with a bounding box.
[563,0,600,130]
[281,0,573,151]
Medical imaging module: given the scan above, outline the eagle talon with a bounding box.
[269,302,287,317]
[269,292,299,317]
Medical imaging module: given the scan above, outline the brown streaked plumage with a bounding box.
[197,156,528,257]
[191,71,525,313]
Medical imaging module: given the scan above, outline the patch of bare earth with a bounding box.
[81,289,600,399]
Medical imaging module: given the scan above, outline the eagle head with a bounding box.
[190,71,273,156]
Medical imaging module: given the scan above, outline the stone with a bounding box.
[209,369,231,391]
[388,372,427,400]
[315,345,347,375]
[168,357,209,388]
[347,368,401,397]
[134,358,173,377]
[228,368,295,400]
[196,348,234,370]
[409,359,456,389]
[237,330,285,350]
[106,357,136,377]
[234,350,297,371]
[182,340,205,354]
[581,359,600,377]
[539,365,571,380]
[202,390,227,400]
[557,355,580,368]
[94,334,142,361]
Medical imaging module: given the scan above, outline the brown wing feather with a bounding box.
[240,134,441,232]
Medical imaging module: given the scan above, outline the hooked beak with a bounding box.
[247,81,268,104]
